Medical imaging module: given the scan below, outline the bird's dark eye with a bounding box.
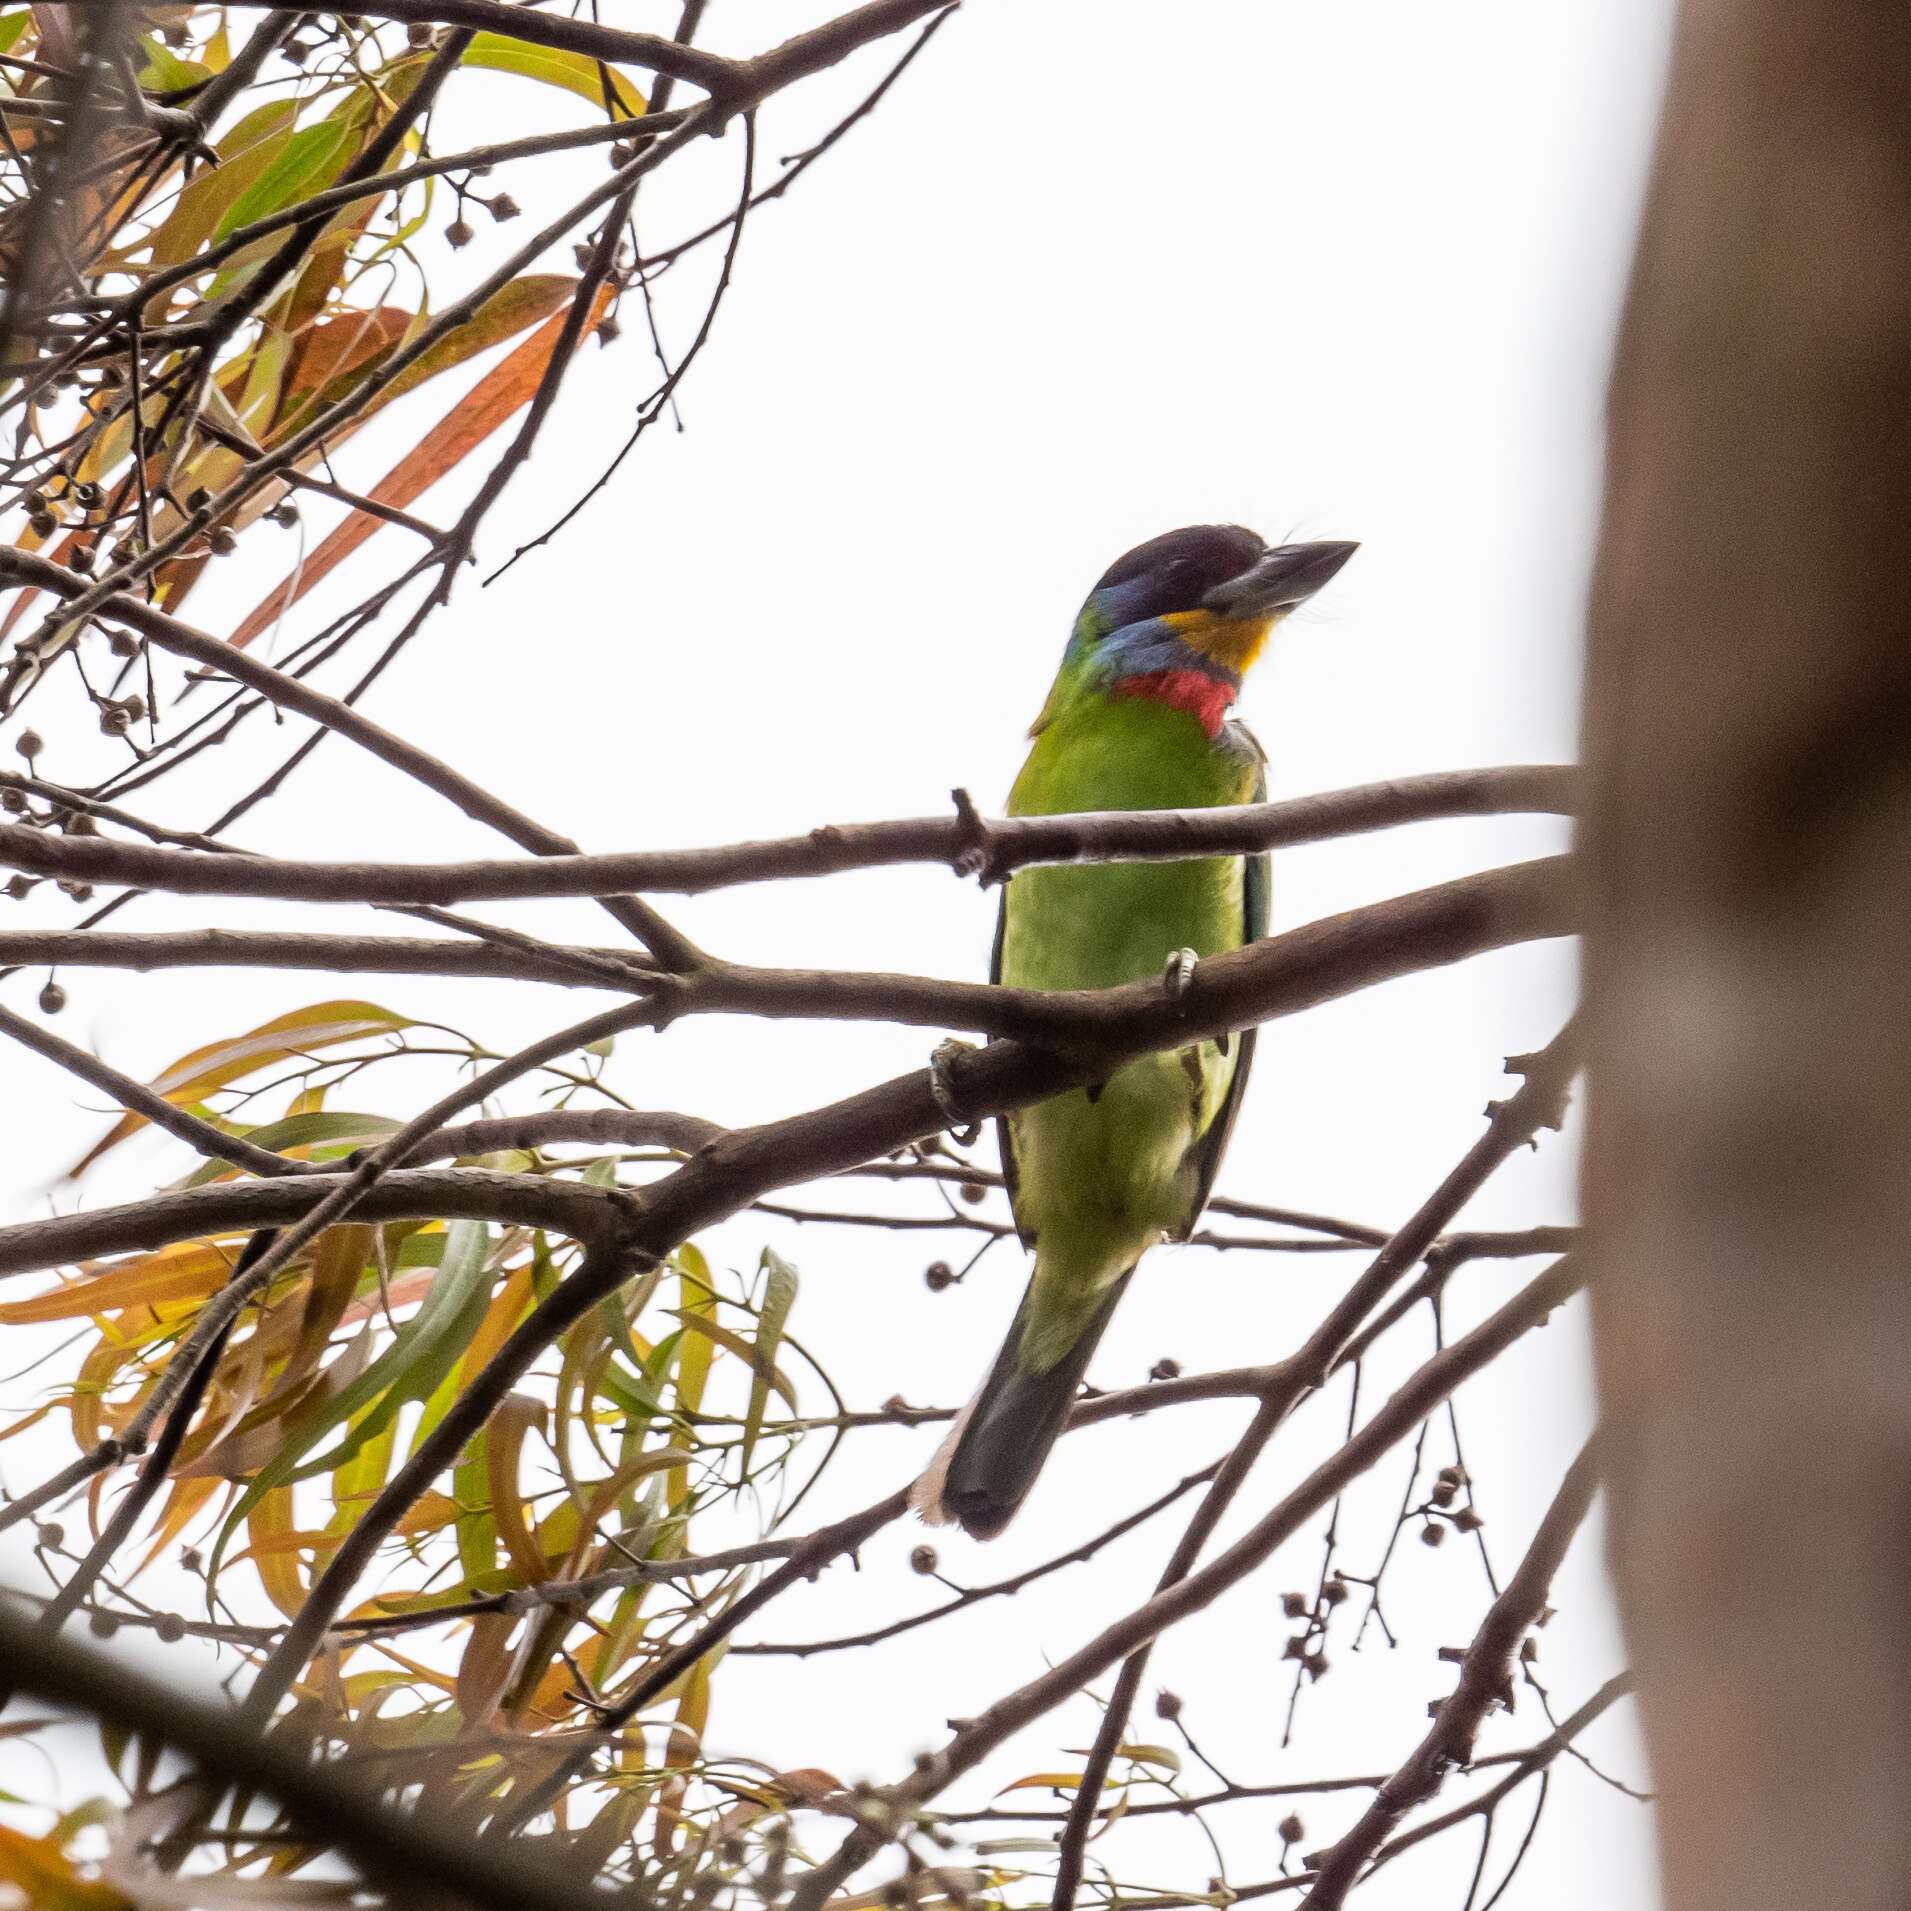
[1088,524,1266,625]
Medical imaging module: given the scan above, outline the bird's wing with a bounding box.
[989,886,1035,1248]
[1175,746,1268,1235]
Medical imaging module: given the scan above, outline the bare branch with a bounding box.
[215,0,950,103]
[1298,1437,1602,1907]
[788,1258,1586,1909]
[0,926,646,988]
[0,1168,617,1280]
[1048,1025,1580,1911]
[0,759,1574,903]
[0,998,296,1179]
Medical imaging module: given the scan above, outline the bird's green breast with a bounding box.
[995,694,1261,1368]
[1001,694,1260,992]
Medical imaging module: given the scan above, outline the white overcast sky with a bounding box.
[0,4,1678,1906]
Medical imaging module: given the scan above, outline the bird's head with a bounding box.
[1038,525,1357,736]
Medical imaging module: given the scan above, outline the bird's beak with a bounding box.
[1201,540,1359,618]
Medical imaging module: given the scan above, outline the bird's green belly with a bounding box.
[1000,857,1242,1367]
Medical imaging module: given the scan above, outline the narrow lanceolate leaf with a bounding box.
[0,1241,239,1325]
[68,1000,410,1176]
[277,1225,375,1400]
[181,1112,402,1186]
[226,282,607,651]
[486,1391,552,1586]
[0,1821,129,1911]
[246,1484,310,1623]
[209,1222,496,1582]
[215,118,355,240]
[142,100,299,267]
[669,1311,798,1409]
[461,31,645,116]
[741,1248,799,1474]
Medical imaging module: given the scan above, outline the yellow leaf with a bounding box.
[0,1240,237,1324]
[462,31,644,117]
[129,1473,222,1580]
[247,1485,308,1620]
[68,1000,409,1176]
[487,1392,552,1586]
[669,1311,798,1408]
[0,1822,129,1910]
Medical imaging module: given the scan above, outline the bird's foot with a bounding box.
[1164,946,1199,1000]
[929,1037,982,1146]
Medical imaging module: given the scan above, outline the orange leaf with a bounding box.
[273,304,415,434]
[486,1391,552,1587]
[227,283,611,651]
[69,999,408,1177]
[0,1822,130,1911]
[130,1473,223,1580]
[0,1241,236,1325]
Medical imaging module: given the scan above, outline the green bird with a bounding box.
[912,525,1358,1539]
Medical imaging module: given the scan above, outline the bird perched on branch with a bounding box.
[911,525,1358,1538]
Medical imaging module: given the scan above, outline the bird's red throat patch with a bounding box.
[1112,670,1235,738]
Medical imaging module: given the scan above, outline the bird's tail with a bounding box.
[910,1270,1131,1540]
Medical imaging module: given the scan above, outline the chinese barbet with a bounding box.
[912,526,1358,1538]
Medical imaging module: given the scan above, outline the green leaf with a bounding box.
[0,13,31,57]
[216,118,356,240]
[741,1249,799,1472]
[145,102,299,267]
[377,273,579,407]
[72,997,411,1176]
[135,35,207,93]
[181,1110,402,1184]
[209,1222,496,1585]
[462,31,644,117]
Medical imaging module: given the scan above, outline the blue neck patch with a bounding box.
[1094,616,1241,690]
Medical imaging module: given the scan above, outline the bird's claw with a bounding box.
[929,1038,981,1145]
[1164,947,1199,1001]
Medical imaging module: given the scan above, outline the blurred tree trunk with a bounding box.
[1582,3,1911,1909]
